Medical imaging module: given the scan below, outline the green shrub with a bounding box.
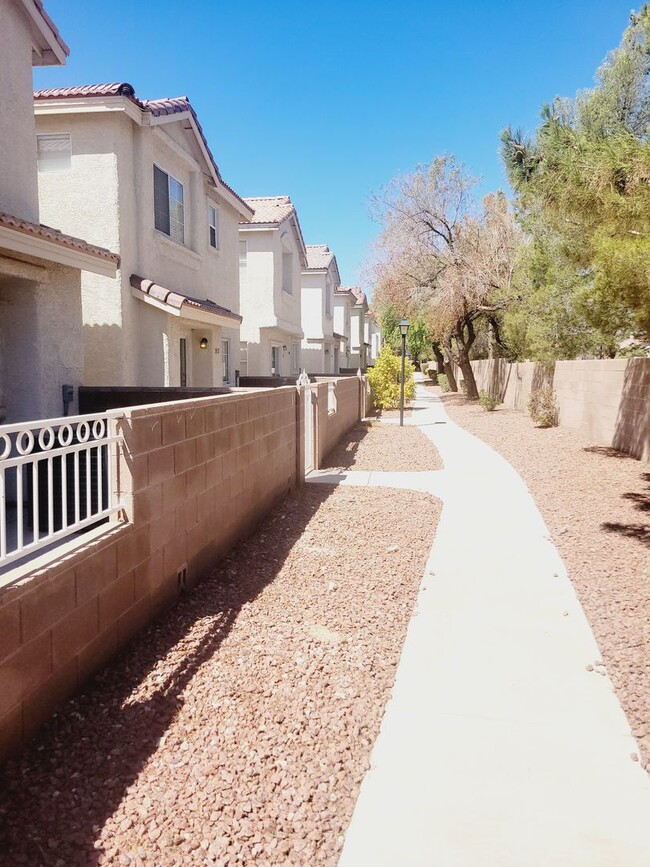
[478,390,500,411]
[528,386,559,428]
[367,345,416,409]
[459,378,468,394]
[438,374,450,392]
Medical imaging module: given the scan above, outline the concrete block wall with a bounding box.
[467,358,650,461]
[0,387,298,760]
[314,377,363,468]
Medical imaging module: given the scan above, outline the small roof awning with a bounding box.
[333,332,348,342]
[131,274,242,327]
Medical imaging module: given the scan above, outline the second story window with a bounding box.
[325,277,332,316]
[208,204,218,249]
[37,133,71,172]
[154,165,184,244]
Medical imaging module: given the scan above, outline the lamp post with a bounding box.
[399,318,410,427]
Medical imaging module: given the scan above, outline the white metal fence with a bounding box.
[0,411,124,569]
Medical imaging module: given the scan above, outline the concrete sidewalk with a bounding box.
[308,384,650,866]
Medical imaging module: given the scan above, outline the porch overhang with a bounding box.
[130,274,242,329]
[0,213,119,277]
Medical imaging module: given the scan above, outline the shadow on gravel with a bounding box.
[321,422,371,469]
[583,445,637,460]
[601,522,650,548]
[0,486,334,867]
[601,472,650,549]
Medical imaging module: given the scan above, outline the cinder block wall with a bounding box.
[0,387,298,760]
[468,358,650,461]
[315,377,363,468]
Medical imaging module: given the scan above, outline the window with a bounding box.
[208,204,218,249]
[179,338,188,386]
[239,240,247,267]
[325,277,332,316]
[291,341,299,373]
[154,165,184,244]
[222,338,230,383]
[37,133,71,172]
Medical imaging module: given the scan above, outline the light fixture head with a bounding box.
[199,337,208,349]
[399,318,410,336]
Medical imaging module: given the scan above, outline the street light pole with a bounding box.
[399,318,410,427]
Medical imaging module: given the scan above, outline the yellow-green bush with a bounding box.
[367,346,416,409]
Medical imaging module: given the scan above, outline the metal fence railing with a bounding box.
[0,411,125,569]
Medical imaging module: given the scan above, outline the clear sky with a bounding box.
[34,0,637,292]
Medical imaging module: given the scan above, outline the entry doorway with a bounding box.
[271,344,281,376]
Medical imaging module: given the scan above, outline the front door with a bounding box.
[271,344,281,376]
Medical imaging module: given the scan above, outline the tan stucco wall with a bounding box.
[469,358,650,461]
[35,110,242,389]
[239,222,303,376]
[0,2,40,223]
[0,256,84,422]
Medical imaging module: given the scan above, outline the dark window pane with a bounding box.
[154,165,170,235]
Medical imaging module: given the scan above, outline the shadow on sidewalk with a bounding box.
[0,486,335,867]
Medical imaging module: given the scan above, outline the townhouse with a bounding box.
[300,244,341,374]
[0,0,118,423]
[347,286,369,371]
[34,82,252,390]
[238,196,306,378]
[333,286,354,371]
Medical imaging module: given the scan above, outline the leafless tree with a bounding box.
[370,156,520,399]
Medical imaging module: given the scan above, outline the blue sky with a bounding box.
[35,0,636,292]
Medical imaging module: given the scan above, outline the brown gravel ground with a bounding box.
[321,421,442,472]
[438,388,650,767]
[0,484,440,867]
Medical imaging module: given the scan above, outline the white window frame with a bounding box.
[154,164,185,245]
[222,338,231,383]
[208,203,219,250]
[37,133,71,173]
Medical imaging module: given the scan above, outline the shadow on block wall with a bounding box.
[0,485,334,865]
[612,358,650,462]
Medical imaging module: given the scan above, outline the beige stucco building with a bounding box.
[0,0,118,423]
[346,286,369,371]
[300,245,341,374]
[34,82,252,390]
[368,314,382,364]
[333,287,354,371]
[238,197,306,378]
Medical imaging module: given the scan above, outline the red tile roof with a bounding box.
[242,196,295,225]
[130,274,242,323]
[33,83,253,217]
[342,286,367,305]
[240,196,308,262]
[0,211,119,264]
[305,244,334,270]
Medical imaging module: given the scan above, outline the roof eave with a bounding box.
[21,0,69,66]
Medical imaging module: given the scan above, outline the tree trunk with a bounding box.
[442,340,458,391]
[432,342,446,375]
[456,344,479,400]
[448,317,479,399]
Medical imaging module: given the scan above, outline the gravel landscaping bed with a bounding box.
[322,421,442,472]
[438,389,650,766]
[0,484,440,866]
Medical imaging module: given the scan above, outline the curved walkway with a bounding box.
[308,383,650,866]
